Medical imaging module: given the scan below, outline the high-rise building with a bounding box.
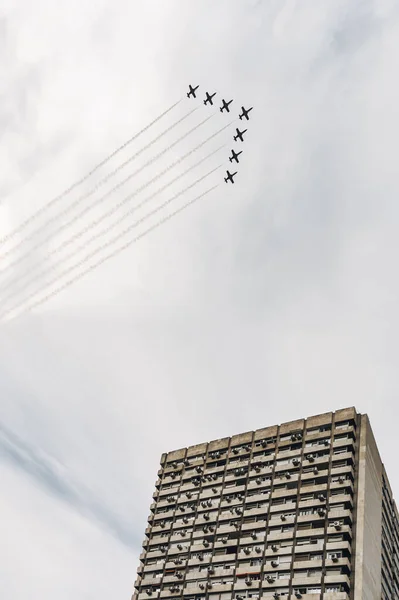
[132,407,399,600]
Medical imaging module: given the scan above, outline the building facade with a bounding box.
[132,407,399,600]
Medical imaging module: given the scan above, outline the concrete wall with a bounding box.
[353,415,383,600]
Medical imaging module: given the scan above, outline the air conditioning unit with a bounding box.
[207,566,215,573]
[226,496,232,503]
[204,514,210,521]
[160,546,166,553]
[236,595,244,600]
[183,517,188,524]
[146,590,152,596]
[266,576,275,584]
[177,544,183,550]
[244,547,251,555]
[207,500,212,507]
[308,454,315,462]
[334,521,342,530]
[318,494,326,501]
[254,466,261,473]
[198,554,204,561]
[233,448,239,454]
[160,521,165,528]
[273,593,280,600]
[331,554,339,562]
[203,526,208,533]
[171,472,176,480]
[199,584,205,590]
[212,488,218,493]
[172,462,177,469]
[184,459,190,467]
[209,526,215,532]
[201,501,207,508]
[294,591,302,599]
[256,478,262,485]
[313,467,319,475]
[285,472,291,479]
[222,537,227,544]
[244,445,251,452]
[186,492,192,499]
[338,477,344,484]
[261,440,267,448]
[251,532,257,539]
[280,515,286,521]
[207,582,213,589]
[271,544,278,552]
[203,540,209,547]
[196,466,202,473]
[212,474,218,480]
[245,578,252,586]
[175,572,183,579]
[317,508,325,517]
[323,439,330,446]
[255,546,261,553]
[292,458,300,466]
[271,560,278,568]
[235,507,242,514]
[179,506,186,512]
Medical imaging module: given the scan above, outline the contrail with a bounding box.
[0,171,221,322]
[0,111,216,277]
[0,144,226,308]
[0,99,182,246]
[0,121,232,302]
[2,184,219,323]
[1,134,228,307]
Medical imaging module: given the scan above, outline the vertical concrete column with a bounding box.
[353,415,382,600]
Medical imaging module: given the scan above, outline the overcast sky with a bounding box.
[1,0,399,598]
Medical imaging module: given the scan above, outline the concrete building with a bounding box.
[132,407,399,600]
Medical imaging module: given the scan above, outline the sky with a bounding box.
[1,0,399,597]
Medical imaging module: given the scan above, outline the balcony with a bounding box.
[292,559,322,570]
[296,527,325,539]
[324,573,351,588]
[137,591,160,600]
[291,574,322,587]
[271,487,298,500]
[233,578,261,592]
[269,501,297,514]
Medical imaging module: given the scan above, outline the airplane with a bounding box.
[224,170,237,184]
[220,98,233,113]
[239,106,253,121]
[234,127,247,142]
[229,149,243,164]
[187,84,199,99]
[204,91,217,106]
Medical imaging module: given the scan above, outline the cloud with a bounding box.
[0,421,140,548]
[1,0,399,598]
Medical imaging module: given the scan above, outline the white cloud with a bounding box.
[1,0,399,597]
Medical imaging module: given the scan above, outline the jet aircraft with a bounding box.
[234,127,247,142]
[220,99,233,113]
[187,84,199,98]
[229,149,243,164]
[204,92,217,106]
[224,170,237,184]
[239,106,253,121]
